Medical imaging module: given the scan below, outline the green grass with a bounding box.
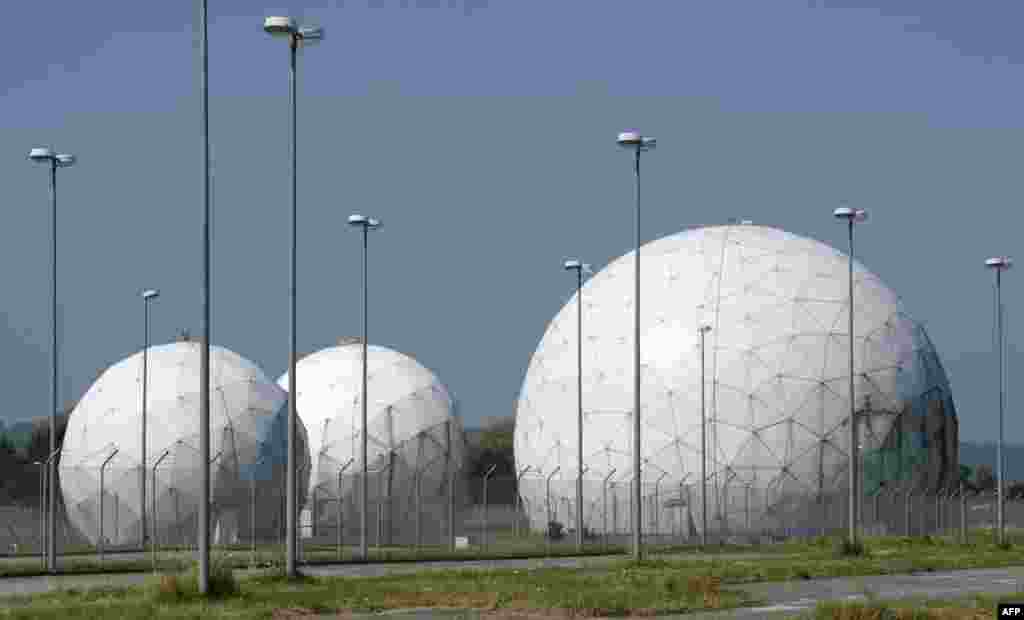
[798,591,1024,619]
[0,563,754,619]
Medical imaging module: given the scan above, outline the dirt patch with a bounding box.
[273,608,339,619]
[382,591,501,609]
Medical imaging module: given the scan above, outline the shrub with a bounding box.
[547,521,565,540]
[836,538,869,558]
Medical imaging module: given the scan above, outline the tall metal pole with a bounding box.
[631,146,642,561]
[996,267,1006,546]
[141,297,151,549]
[48,158,58,574]
[360,225,370,560]
[285,29,299,579]
[700,327,709,547]
[847,219,858,546]
[576,266,584,552]
[198,0,212,595]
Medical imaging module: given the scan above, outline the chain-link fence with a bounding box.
[4,465,1023,570]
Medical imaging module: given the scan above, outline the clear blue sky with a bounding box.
[1,0,1020,441]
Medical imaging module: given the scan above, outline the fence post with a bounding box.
[603,472,615,550]
[482,464,496,555]
[959,482,967,544]
[515,466,531,539]
[905,489,911,537]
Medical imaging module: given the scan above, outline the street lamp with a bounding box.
[29,146,75,573]
[616,129,656,561]
[564,259,592,551]
[348,213,381,560]
[699,324,712,547]
[833,205,867,547]
[140,288,159,549]
[197,0,212,594]
[986,256,1012,545]
[264,13,324,579]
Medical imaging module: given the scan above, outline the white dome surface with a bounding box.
[515,224,958,536]
[60,342,310,546]
[279,343,464,544]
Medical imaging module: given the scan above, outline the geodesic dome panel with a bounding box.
[59,342,311,546]
[279,342,464,544]
[514,224,958,536]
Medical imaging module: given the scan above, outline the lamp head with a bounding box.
[55,154,75,167]
[263,16,297,36]
[142,289,160,300]
[986,257,1013,270]
[563,259,581,271]
[28,147,55,162]
[699,325,713,334]
[298,25,324,42]
[348,214,381,230]
[833,206,868,222]
[616,130,656,151]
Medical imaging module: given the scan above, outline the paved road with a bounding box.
[0,551,782,596]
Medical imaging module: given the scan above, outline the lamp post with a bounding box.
[986,256,1012,545]
[349,214,381,560]
[603,468,617,549]
[140,289,159,549]
[28,146,75,573]
[699,325,712,547]
[264,14,324,578]
[834,205,868,547]
[198,0,211,594]
[564,259,591,551]
[514,465,531,538]
[337,458,353,561]
[617,129,656,561]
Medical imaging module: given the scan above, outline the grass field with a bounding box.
[2,535,1024,618]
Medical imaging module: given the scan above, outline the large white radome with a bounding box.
[515,224,958,536]
[279,341,464,544]
[60,342,311,546]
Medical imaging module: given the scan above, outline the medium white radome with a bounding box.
[60,342,310,545]
[278,342,464,543]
